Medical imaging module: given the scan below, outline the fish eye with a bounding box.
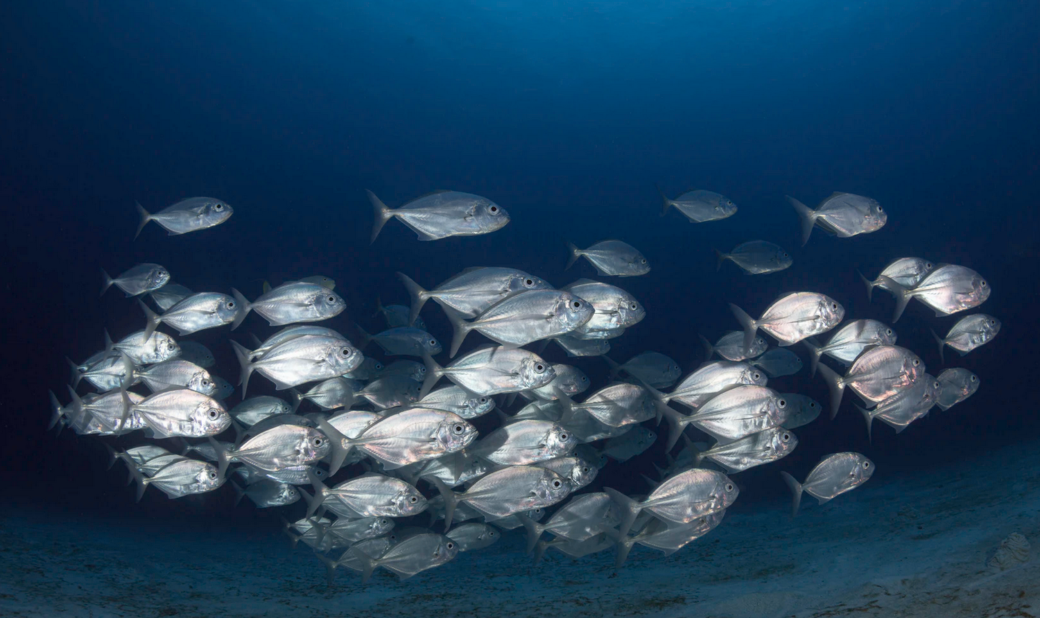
[640,258,647,264]
[227,301,235,309]
[725,483,735,492]
[429,339,437,346]
[809,402,817,408]
[560,432,569,441]
[912,359,920,366]
[981,281,987,287]
[489,530,496,536]
[581,376,588,382]
[525,278,534,286]
[970,375,977,382]
[489,206,498,214]
[778,399,787,408]
[208,471,217,479]
[876,206,882,212]
[925,262,933,269]
[479,397,488,403]
[341,348,350,356]
[782,432,790,441]
[863,462,871,468]
[313,437,324,447]
[552,479,562,488]
[208,410,219,419]
[214,203,223,211]
[831,302,838,310]
[409,496,418,503]
[886,329,893,335]
[535,364,545,372]
[327,296,335,303]
[452,424,465,434]
[582,467,590,473]
[629,303,638,310]
[753,372,761,380]
[446,542,455,550]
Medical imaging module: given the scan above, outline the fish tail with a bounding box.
[100,268,115,297]
[366,189,395,245]
[428,476,460,530]
[137,299,162,343]
[313,550,338,588]
[66,356,84,390]
[930,329,946,365]
[532,538,550,565]
[133,201,152,241]
[308,517,330,546]
[661,403,689,452]
[802,338,824,379]
[121,453,149,502]
[420,353,445,399]
[656,184,672,216]
[395,272,430,327]
[282,523,302,550]
[518,512,546,554]
[857,270,875,302]
[115,387,131,432]
[603,487,643,539]
[229,288,253,330]
[779,471,803,518]
[601,355,621,378]
[100,441,119,470]
[47,390,64,431]
[230,418,246,445]
[565,242,582,270]
[713,248,728,272]
[604,527,638,570]
[229,340,256,399]
[786,195,817,246]
[355,324,373,352]
[65,384,85,422]
[697,333,714,361]
[855,403,875,444]
[691,441,706,467]
[289,388,304,415]
[317,418,352,476]
[230,479,246,507]
[261,280,272,294]
[209,437,233,482]
[304,469,329,517]
[816,363,846,420]
[102,329,115,353]
[728,303,759,358]
[351,546,379,584]
[877,275,912,323]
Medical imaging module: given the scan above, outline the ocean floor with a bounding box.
[2,438,1039,618]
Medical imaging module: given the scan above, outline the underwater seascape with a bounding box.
[2,1,1040,616]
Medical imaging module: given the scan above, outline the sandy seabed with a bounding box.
[2,437,1038,618]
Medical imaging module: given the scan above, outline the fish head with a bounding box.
[533,469,571,506]
[422,335,444,356]
[369,517,395,538]
[956,371,982,398]
[188,370,218,396]
[473,199,510,233]
[299,428,332,463]
[199,199,234,227]
[326,341,364,374]
[278,484,301,506]
[863,199,887,232]
[716,474,740,509]
[747,337,769,359]
[311,289,347,320]
[741,365,769,386]
[194,463,223,492]
[149,267,172,290]
[393,484,429,516]
[963,273,992,308]
[813,296,845,332]
[771,428,799,459]
[901,350,925,384]
[717,197,738,219]
[545,424,578,457]
[850,454,875,486]
[212,376,234,400]
[982,316,1001,341]
[616,295,646,326]
[435,416,479,453]
[508,272,553,294]
[767,392,791,427]
[519,356,556,390]
[192,400,232,436]
[459,393,495,418]
[215,294,241,326]
[555,292,596,330]
[663,362,683,384]
[878,325,898,346]
[438,537,461,563]
[775,248,794,270]
[155,333,182,361]
[568,458,598,489]
[628,252,651,275]
[526,507,547,522]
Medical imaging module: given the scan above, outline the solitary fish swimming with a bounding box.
[658,187,738,222]
[134,197,232,239]
[566,240,650,277]
[368,189,510,243]
[787,193,887,246]
[780,452,874,517]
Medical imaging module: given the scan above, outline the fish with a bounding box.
[730,292,845,354]
[65,387,144,432]
[816,345,924,419]
[125,457,223,501]
[554,334,611,357]
[101,264,170,297]
[418,386,495,419]
[936,368,980,411]
[351,533,459,583]
[368,189,510,243]
[660,385,790,450]
[176,341,215,368]
[249,326,344,360]
[421,347,556,398]
[231,479,300,508]
[715,241,792,275]
[354,375,423,409]
[601,426,657,462]
[531,456,598,491]
[374,299,426,330]
[801,319,897,377]
[139,294,239,341]
[126,388,231,438]
[524,364,591,402]
[605,352,681,389]
[700,332,769,362]
[432,465,571,528]
[858,258,935,301]
[611,510,726,567]
[380,360,427,382]
[397,268,552,327]
[133,359,217,396]
[69,353,136,392]
[693,427,798,473]
[290,377,356,413]
[469,420,576,465]
[519,492,619,551]
[931,314,1000,363]
[305,471,428,519]
[658,187,738,222]
[359,326,443,357]
[749,348,803,378]
[231,283,346,329]
[149,283,194,312]
[111,330,181,365]
[566,240,650,277]
[562,279,646,338]
[510,400,564,424]
[210,376,233,400]
[445,289,594,357]
[214,425,329,479]
[557,383,655,428]
[856,374,939,440]
[231,335,363,397]
[134,197,232,239]
[319,409,477,469]
[398,450,489,488]
[649,361,768,410]
[533,532,614,564]
[344,357,386,380]
[787,192,887,246]
[604,468,739,537]
[779,393,823,429]
[558,407,631,444]
[880,264,990,322]
[446,523,501,552]
[780,452,874,517]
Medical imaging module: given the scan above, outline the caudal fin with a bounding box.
[229,340,256,398]
[517,512,546,554]
[698,333,714,361]
[786,196,817,246]
[728,303,759,358]
[816,363,846,420]
[656,184,672,216]
[138,300,162,342]
[603,527,638,569]
[603,487,643,538]
[855,403,875,444]
[351,546,379,584]
[100,269,115,297]
[857,270,876,302]
[313,550,339,588]
[395,272,430,327]
[317,418,351,476]
[47,390,64,431]
[713,249,728,272]
[877,275,912,323]
[779,471,803,518]
[366,189,395,244]
[420,353,445,399]
[802,338,824,379]
[304,469,329,517]
[134,202,152,240]
[230,288,252,330]
[661,404,690,452]
[121,453,149,502]
[428,476,459,530]
[209,437,233,481]
[565,242,582,270]
[930,329,946,365]
[443,305,473,358]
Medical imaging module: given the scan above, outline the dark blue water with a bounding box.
[2,0,1038,558]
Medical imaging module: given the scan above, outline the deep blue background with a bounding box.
[1,0,1038,528]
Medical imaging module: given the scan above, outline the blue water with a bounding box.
[2,0,1038,612]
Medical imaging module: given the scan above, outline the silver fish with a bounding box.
[749,348,803,378]
[780,452,874,517]
[566,240,650,277]
[525,364,590,401]
[324,409,477,468]
[66,388,144,432]
[355,375,422,409]
[936,368,980,411]
[250,325,344,360]
[816,345,924,419]
[730,292,845,353]
[605,468,738,537]
[715,241,792,275]
[125,456,223,501]
[231,283,346,330]
[661,385,789,450]
[554,334,611,357]
[470,420,576,466]
[419,386,496,419]
[112,330,181,365]
[231,335,362,397]
[787,192,887,246]
[519,492,619,551]
[368,189,509,243]
[562,279,646,338]
[511,400,565,424]
[320,517,394,549]
[558,408,630,443]
[856,374,939,440]
[882,264,990,322]
[397,268,551,327]
[434,465,571,528]
[140,294,239,341]
[859,258,935,301]
[375,299,426,330]
[658,188,737,222]
[176,341,214,368]
[601,426,657,462]
[931,314,1000,363]
[210,375,233,400]
[422,347,556,398]
[399,451,489,488]
[694,427,798,473]
[533,532,614,563]
[605,352,681,389]
[291,377,356,412]
[323,410,384,473]
[149,283,194,312]
[779,393,822,429]
[381,360,427,382]
[215,424,329,478]
[352,532,458,583]
[101,263,170,297]
[558,383,654,428]
[133,359,216,395]
[651,361,767,410]
[700,332,768,362]
[613,510,725,567]
[134,197,232,239]
[802,319,897,377]
[344,356,386,380]
[128,388,230,438]
[69,353,136,392]
[306,472,428,518]
[446,523,500,552]
[360,326,442,357]
[232,479,300,508]
[532,456,598,491]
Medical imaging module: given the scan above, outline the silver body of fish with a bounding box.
[135,197,232,239]
[368,189,510,243]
